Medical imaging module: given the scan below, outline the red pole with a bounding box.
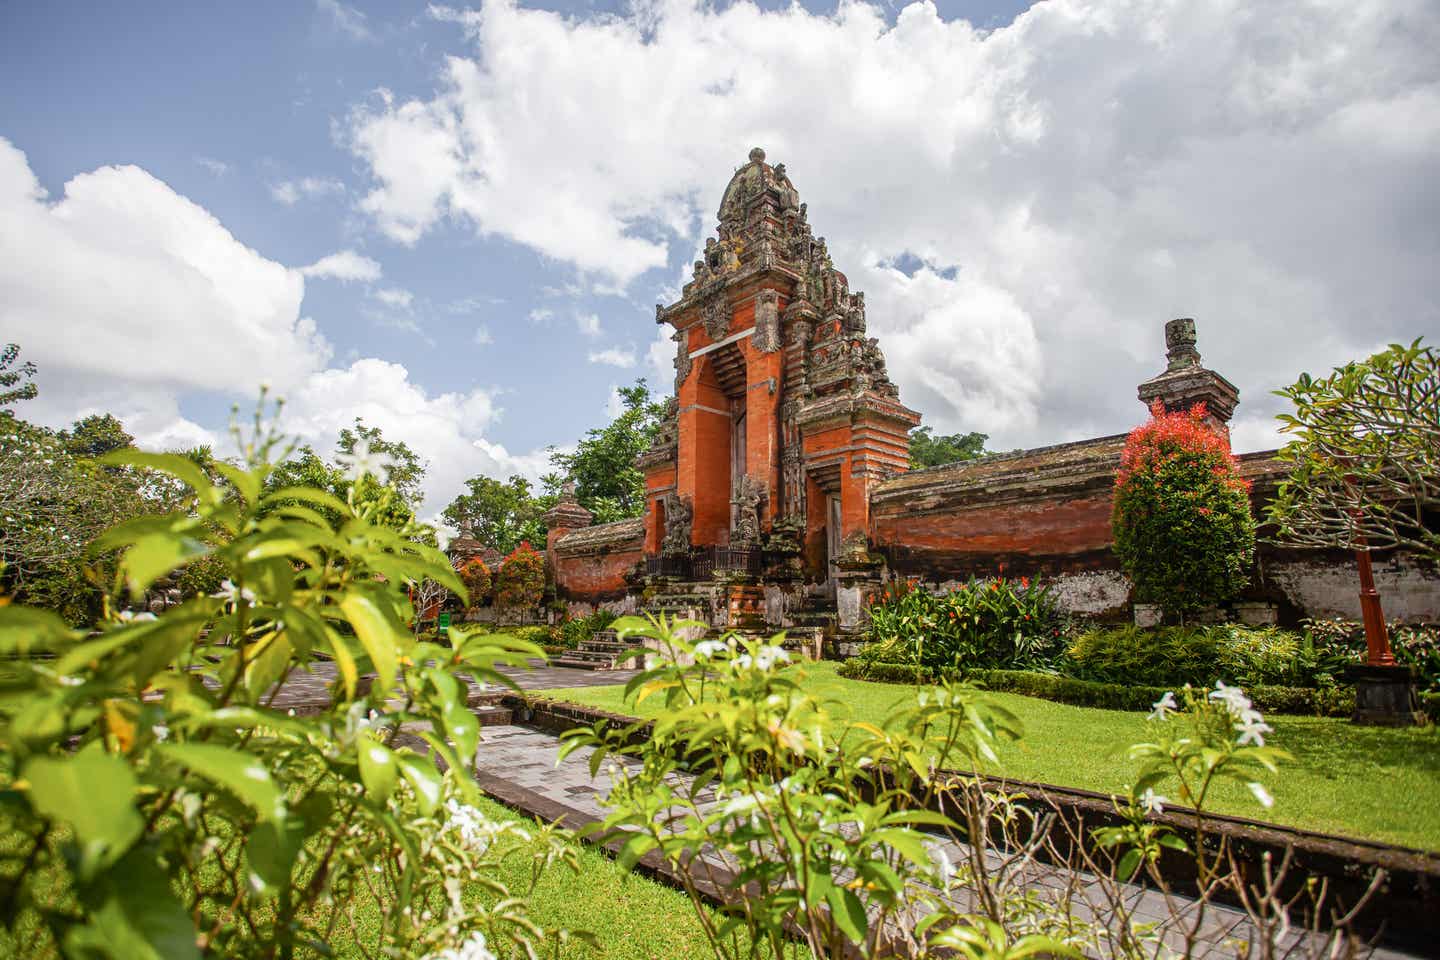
[1351,526,1396,667]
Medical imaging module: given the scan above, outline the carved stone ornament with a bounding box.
[1165,317,1201,371]
[673,329,693,390]
[730,474,766,548]
[701,291,730,341]
[753,289,781,353]
[660,492,693,556]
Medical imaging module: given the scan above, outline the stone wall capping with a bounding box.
[552,518,645,557]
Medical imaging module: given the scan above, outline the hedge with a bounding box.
[836,659,1358,717]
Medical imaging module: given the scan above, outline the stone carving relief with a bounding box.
[753,289,781,352]
[673,329,692,391]
[701,292,730,341]
[730,474,766,548]
[660,492,693,556]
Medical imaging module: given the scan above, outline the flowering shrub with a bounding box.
[0,407,575,958]
[1112,402,1256,618]
[494,541,545,613]
[864,576,1063,672]
[459,556,493,609]
[565,616,1320,959]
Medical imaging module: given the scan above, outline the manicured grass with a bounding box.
[535,660,1440,852]
[0,794,744,960]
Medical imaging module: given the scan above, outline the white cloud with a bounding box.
[301,249,382,282]
[270,176,346,206]
[0,138,328,396]
[316,0,372,41]
[195,156,229,177]
[588,346,637,368]
[576,312,602,338]
[473,324,494,345]
[527,307,553,324]
[347,0,1440,452]
[0,140,548,511]
[371,286,414,309]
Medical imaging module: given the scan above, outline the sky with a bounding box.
[1,0,1436,515]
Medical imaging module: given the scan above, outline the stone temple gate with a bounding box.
[537,148,1439,663]
[638,147,920,592]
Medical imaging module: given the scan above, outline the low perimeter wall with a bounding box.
[870,439,1439,623]
[550,518,644,611]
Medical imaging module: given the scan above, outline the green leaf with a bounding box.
[442,702,479,765]
[210,460,260,507]
[101,449,219,506]
[259,484,352,518]
[357,736,399,802]
[0,605,78,654]
[339,587,402,698]
[159,743,285,821]
[25,744,141,877]
[247,819,304,896]
[122,532,213,598]
[397,754,444,815]
[824,885,868,944]
[75,846,201,960]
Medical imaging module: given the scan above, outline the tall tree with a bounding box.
[442,475,548,556]
[548,380,666,523]
[1267,338,1439,559]
[61,413,135,459]
[336,419,427,508]
[0,343,37,410]
[908,426,989,468]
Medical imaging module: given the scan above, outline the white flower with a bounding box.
[211,579,257,605]
[117,609,157,623]
[153,724,170,742]
[1140,788,1167,815]
[335,438,396,484]
[694,639,727,660]
[1148,691,1178,722]
[425,930,499,960]
[1235,717,1272,747]
[1247,782,1275,809]
[443,798,528,855]
[1208,681,1257,720]
[926,840,956,888]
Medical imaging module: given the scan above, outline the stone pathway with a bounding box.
[262,658,640,713]
[471,725,1413,960]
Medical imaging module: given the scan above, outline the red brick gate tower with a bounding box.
[636,149,918,637]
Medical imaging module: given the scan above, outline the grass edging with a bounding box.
[834,660,1377,717]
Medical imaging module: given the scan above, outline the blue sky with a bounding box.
[2,0,1436,513]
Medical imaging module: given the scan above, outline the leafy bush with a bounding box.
[1302,616,1440,692]
[836,660,1354,716]
[864,576,1063,672]
[1065,624,1317,688]
[513,624,563,647]
[495,541,545,612]
[0,410,574,958]
[459,555,493,609]
[560,609,617,649]
[1112,402,1256,618]
[568,616,1293,959]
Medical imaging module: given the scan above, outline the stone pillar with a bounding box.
[1137,318,1239,437]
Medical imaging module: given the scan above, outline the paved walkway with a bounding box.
[263,658,639,712]
[472,725,1411,960]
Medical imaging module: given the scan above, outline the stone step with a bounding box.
[550,656,613,671]
[474,705,513,726]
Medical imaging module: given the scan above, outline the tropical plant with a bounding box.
[1112,402,1256,619]
[562,616,1330,960]
[495,541,545,614]
[459,556,493,609]
[0,402,576,959]
[1267,338,1440,560]
[864,577,1063,672]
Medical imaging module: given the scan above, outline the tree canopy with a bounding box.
[1267,338,1439,560]
[547,380,666,523]
[442,475,551,556]
[908,426,989,468]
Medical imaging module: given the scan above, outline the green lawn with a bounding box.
[0,793,744,960]
[535,661,1440,852]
